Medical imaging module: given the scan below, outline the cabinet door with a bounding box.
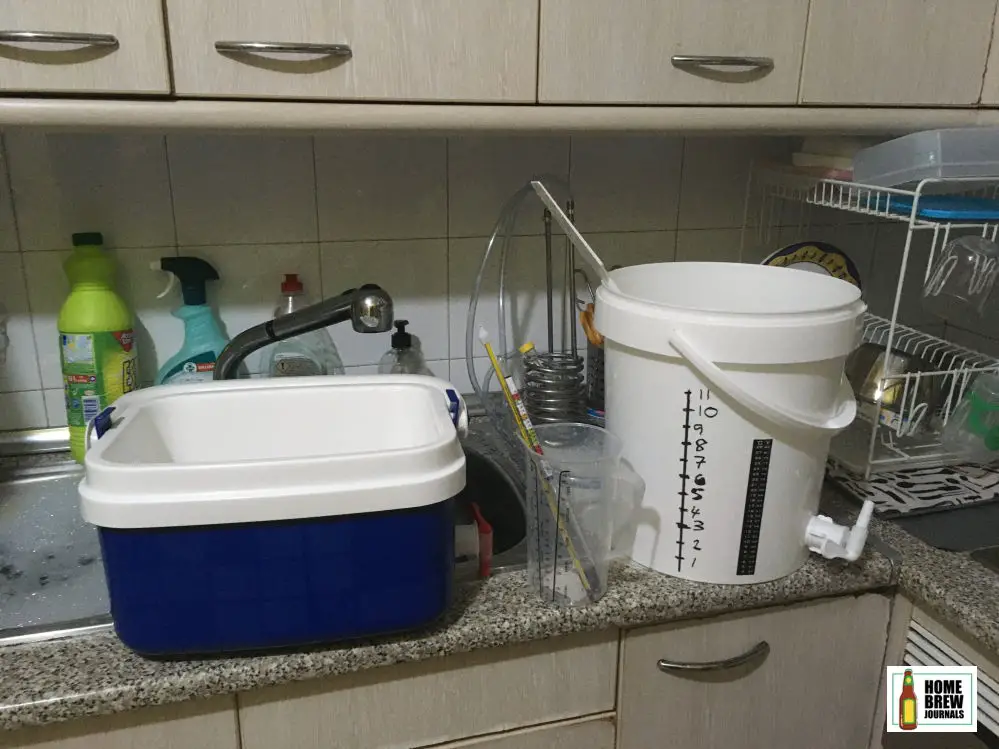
[618,595,891,749]
[800,0,996,105]
[0,697,238,749]
[0,0,170,94]
[166,0,538,102]
[538,0,808,104]
[239,631,617,749]
[436,716,614,749]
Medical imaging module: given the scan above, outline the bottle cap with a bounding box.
[72,232,104,247]
[391,320,412,349]
[281,273,304,294]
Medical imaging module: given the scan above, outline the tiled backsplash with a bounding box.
[3,131,998,432]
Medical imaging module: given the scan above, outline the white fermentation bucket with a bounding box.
[595,262,865,584]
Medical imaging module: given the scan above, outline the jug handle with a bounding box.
[668,328,856,435]
[609,459,646,559]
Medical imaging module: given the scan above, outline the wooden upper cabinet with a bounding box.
[165,0,538,102]
[538,0,809,105]
[801,0,997,106]
[0,1,170,94]
[617,595,891,749]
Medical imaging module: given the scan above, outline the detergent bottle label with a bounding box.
[61,330,138,428]
[161,352,217,384]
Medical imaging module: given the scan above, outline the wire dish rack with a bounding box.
[743,167,999,478]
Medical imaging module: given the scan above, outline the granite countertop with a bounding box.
[869,509,999,656]
[0,548,893,731]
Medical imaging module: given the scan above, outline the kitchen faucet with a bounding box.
[214,284,393,380]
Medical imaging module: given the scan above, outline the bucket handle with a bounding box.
[669,329,856,434]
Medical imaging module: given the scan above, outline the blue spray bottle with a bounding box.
[154,257,229,385]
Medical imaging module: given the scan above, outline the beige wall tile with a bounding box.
[168,134,317,245]
[0,253,41,392]
[448,136,570,238]
[0,390,45,430]
[5,132,174,251]
[570,136,683,232]
[316,135,446,241]
[678,137,792,230]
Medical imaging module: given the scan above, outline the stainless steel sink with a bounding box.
[0,458,112,645]
[970,546,999,575]
[0,440,525,645]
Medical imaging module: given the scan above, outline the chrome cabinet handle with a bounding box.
[215,41,352,57]
[671,55,773,71]
[0,31,119,48]
[657,641,770,672]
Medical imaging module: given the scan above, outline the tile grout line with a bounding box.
[670,138,686,262]
[445,137,451,365]
[309,135,324,299]
[161,135,181,258]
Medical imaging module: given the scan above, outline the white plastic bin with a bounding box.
[596,262,867,584]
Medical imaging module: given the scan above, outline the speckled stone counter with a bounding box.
[0,547,893,730]
[843,494,999,657]
[0,419,895,732]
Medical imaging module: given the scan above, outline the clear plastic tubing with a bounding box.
[465,177,571,449]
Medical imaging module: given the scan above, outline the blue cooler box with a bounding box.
[80,375,467,656]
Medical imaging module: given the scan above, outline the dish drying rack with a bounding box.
[743,168,999,478]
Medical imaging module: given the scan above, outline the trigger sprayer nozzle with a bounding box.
[151,260,176,299]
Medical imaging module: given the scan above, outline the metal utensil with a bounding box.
[531,180,618,292]
[845,342,940,435]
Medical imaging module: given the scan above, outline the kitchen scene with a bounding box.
[5,1,999,748]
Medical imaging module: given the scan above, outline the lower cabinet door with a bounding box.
[439,716,614,749]
[618,594,891,749]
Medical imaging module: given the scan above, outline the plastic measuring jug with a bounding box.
[521,423,644,607]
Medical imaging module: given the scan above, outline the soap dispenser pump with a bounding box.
[378,320,434,376]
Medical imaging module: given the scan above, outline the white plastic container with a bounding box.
[81,375,467,655]
[852,128,999,187]
[595,262,872,584]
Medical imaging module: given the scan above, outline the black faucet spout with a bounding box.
[214,284,393,380]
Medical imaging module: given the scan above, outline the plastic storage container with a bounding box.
[80,375,467,655]
[853,128,999,187]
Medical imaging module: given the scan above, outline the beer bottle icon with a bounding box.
[900,669,918,730]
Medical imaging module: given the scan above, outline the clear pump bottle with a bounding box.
[378,320,434,376]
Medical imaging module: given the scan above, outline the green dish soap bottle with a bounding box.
[59,232,139,463]
[154,257,229,385]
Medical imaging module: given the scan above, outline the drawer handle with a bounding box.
[671,55,773,71]
[215,41,352,58]
[0,31,119,48]
[657,641,770,673]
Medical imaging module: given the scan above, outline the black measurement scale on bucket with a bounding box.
[736,439,773,576]
[677,389,714,573]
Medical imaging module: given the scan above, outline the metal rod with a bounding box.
[567,199,578,359]
[544,209,554,353]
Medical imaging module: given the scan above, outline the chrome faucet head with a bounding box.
[352,284,393,333]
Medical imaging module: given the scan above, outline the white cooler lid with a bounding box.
[80,375,466,529]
